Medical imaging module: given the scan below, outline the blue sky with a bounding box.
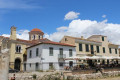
[1,0,120,44]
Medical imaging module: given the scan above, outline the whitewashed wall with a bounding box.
[26,44,76,71]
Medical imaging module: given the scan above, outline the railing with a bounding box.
[58,54,66,59]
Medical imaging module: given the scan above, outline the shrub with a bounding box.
[32,74,37,79]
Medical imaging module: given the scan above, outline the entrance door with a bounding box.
[14,58,21,71]
[35,63,39,71]
[69,61,73,67]
[90,45,94,54]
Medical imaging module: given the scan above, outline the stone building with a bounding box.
[0,26,49,71]
[60,35,119,65]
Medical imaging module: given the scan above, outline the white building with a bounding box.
[25,41,76,71]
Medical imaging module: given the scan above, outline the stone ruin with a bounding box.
[0,49,9,80]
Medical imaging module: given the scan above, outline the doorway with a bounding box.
[14,58,21,71]
[69,61,73,67]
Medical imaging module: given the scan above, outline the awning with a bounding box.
[65,56,120,60]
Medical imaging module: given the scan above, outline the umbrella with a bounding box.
[90,56,100,59]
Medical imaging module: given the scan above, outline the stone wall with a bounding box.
[0,49,9,80]
[8,71,120,80]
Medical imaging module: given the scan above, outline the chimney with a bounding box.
[81,36,84,39]
[10,26,17,40]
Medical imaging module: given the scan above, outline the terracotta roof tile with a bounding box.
[27,41,75,49]
[42,41,75,47]
[31,28,43,32]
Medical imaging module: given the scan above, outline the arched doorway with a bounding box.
[14,58,21,71]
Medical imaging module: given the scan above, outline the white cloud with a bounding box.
[64,11,80,20]
[0,0,39,9]
[2,30,29,40]
[2,19,120,45]
[57,26,68,32]
[45,19,120,45]
[102,15,106,18]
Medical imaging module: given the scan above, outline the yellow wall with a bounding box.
[60,36,119,57]
[9,42,27,71]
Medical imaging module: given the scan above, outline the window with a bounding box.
[59,62,64,67]
[16,45,21,53]
[29,63,31,67]
[79,43,82,51]
[103,47,105,53]
[69,49,73,57]
[85,44,89,52]
[36,48,39,56]
[65,38,67,41]
[29,50,32,58]
[49,47,53,56]
[39,35,42,39]
[109,48,112,54]
[60,48,63,55]
[115,49,117,54]
[59,48,63,58]
[90,45,94,54]
[96,46,100,53]
[39,35,40,39]
[102,36,104,41]
[33,35,35,40]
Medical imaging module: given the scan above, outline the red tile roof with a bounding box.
[16,39,34,44]
[31,28,43,32]
[42,41,75,47]
[0,36,52,45]
[27,41,75,49]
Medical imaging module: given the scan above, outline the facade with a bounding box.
[0,27,32,71]
[0,26,48,71]
[25,41,76,71]
[0,25,120,71]
[60,35,119,65]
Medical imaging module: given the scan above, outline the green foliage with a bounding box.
[32,74,37,79]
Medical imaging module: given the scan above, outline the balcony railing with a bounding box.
[58,54,66,59]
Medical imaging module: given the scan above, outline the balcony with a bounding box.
[58,54,66,59]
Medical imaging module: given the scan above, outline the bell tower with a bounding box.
[29,28,44,41]
[10,26,17,40]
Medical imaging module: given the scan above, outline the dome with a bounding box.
[31,28,43,32]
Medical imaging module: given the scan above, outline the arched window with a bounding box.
[39,35,41,39]
[16,45,21,53]
[33,35,35,40]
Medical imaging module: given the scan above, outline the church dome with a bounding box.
[31,28,43,32]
